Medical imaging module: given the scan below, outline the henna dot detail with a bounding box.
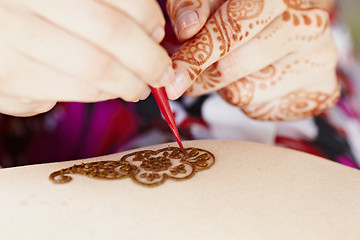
[283,11,291,21]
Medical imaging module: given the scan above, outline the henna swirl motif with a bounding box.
[242,83,341,121]
[172,27,213,80]
[227,0,265,26]
[49,147,215,187]
[214,0,265,57]
[218,77,255,107]
[249,64,277,80]
[172,0,265,80]
[187,63,222,94]
[218,64,276,106]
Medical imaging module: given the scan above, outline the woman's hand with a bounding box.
[166,0,339,121]
[0,0,173,116]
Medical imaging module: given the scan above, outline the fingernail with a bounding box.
[175,10,199,38]
[151,27,165,43]
[140,88,151,100]
[166,71,188,100]
[157,65,175,87]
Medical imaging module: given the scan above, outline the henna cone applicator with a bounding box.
[150,87,183,149]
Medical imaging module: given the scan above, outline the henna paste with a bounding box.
[186,62,222,95]
[241,82,340,121]
[172,0,266,81]
[218,64,276,106]
[49,147,215,187]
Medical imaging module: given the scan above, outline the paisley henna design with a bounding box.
[241,82,340,121]
[49,147,215,187]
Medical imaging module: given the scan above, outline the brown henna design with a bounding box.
[186,62,222,94]
[218,65,276,106]
[172,26,213,80]
[218,77,255,106]
[241,82,340,121]
[172,0,266,81]
[49,147,215,187]
[281,0,329,39]
[209,0,265,57]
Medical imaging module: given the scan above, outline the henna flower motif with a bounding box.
[49,147,215,187]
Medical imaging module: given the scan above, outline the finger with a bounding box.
[240,80,340,121]
[167,0,226,41]
[23,0,174,87]
[0,93,57,117]
[217,40,339,121]
[187,7,331,96]
[0,43,148,103]
[218,33,338,106]
[167,0,287,99]
[96,0,166,42]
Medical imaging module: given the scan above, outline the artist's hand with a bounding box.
[166,0,339,120]
[0,0,173,117]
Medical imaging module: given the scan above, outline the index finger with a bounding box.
[166,0,287,99]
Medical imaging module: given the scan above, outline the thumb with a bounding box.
[167,0,224,41]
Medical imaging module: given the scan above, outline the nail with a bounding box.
[175,10,200,38]
[157,65,175,87]
[140,88,151,100]
[166,71,188,100]
[151,26,165,43]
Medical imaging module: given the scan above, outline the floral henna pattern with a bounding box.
[49,147,215,187]
[218,78,255,106]
[172,26,213,79]
[186,63,222,95]
[172,0,267,81]
[241,83,341,121]
[218,64,276,106]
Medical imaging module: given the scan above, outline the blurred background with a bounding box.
[343,0,360,54]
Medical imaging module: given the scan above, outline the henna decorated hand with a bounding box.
[0,0,174,116]
[166,0,339,121]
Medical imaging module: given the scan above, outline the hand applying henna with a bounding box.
[0,0,173,116]
[166,0,339,121]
